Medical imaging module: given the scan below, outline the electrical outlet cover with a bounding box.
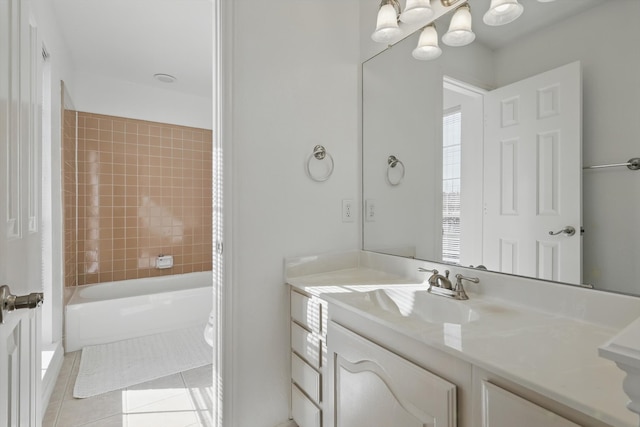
[342,199,355,222]
[365,199,376,222]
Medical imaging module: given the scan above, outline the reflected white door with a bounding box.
[0,0,44,424]
[483,62,581,283]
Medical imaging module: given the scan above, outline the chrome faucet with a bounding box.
[418,268,479,300]
[418,267,453,294]
[418,268,452,289]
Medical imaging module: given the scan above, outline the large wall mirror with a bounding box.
[362,0,640,295]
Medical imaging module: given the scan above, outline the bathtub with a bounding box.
[65,271,213,352]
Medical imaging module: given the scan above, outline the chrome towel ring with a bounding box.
[387,155,405,186]
[306,145,334,182]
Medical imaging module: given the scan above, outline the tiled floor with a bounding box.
[43,351,213,427]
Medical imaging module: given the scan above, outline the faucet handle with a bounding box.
[452,274,479,300]
[455,274,480,285]
[418,267,438,274]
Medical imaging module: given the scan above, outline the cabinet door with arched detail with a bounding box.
[325,322,457,427]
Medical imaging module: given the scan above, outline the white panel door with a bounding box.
[326,322,456,427]
[483,62,581,283]
[0,0,44,425]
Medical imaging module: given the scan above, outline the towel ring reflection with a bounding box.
[387,155,405,186]
[306,145,334,182]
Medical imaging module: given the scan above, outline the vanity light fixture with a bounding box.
[482,0,524,26]
[371,0,402,43]
[371,0,552,60]
[400,0,434,24]
[412,24,442,60]
[442,4,474,47]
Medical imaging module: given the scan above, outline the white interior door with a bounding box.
[0,0,44,424]
[483,61,582,283]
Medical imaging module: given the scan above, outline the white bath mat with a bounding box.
[73,325,212,398]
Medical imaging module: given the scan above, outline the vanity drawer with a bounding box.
[291,322,321,369]
[292,383,321,427]
[291,290,322,334]
[292,352,321,403]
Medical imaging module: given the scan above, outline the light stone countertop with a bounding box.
[285,252,640,427]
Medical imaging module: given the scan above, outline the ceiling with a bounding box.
[48,0,601,100]
[50,0,213,98]
[456,0,602,50]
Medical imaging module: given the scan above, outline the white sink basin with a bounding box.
[363,288,479,325]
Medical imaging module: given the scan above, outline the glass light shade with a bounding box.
[483,0,524,26]
[371,4,401,43]
[442,5,475,47]
[400,0,434,24]
[412,25,442,61]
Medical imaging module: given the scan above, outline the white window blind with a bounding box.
[442,108,461,264]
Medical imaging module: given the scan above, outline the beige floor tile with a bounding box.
[190,410,213,427]
[124,410,200,427]
[44,354,213,426]
[55,390,125,427]
[182,364,213,413]
[181,365,213,388]
[42,401,60,427]
[185,386,213,413]
[125,390,196,414]
[48,351,80,406]
[127,372,186,391]
[79,414,127,427]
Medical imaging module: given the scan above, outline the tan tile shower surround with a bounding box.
[63,112,212,286]
[62,109,77,287]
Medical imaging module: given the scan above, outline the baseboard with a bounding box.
[41,341,64,412]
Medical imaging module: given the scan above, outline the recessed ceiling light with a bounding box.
[154,73,177,83]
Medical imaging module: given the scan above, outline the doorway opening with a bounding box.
[441,77,485,267]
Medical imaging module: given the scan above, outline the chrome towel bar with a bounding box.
[583,157,640,171]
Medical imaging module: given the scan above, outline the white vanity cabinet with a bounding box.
[284,252,640,427]
[478,381,579,427]
[472,368,611,427]
[322,305,616,427]
[323,320,609,427]
[289,287,327,427]
[326,321,457,427]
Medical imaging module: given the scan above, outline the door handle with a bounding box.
[548,226,576,236]
[0,285,44,324]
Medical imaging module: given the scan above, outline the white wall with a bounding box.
[493,0,640,294]
[227,0,360,425]
[31,0,74,346]
[362,32,442,259]
[362,29,494,262]
[71,71,212,129]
